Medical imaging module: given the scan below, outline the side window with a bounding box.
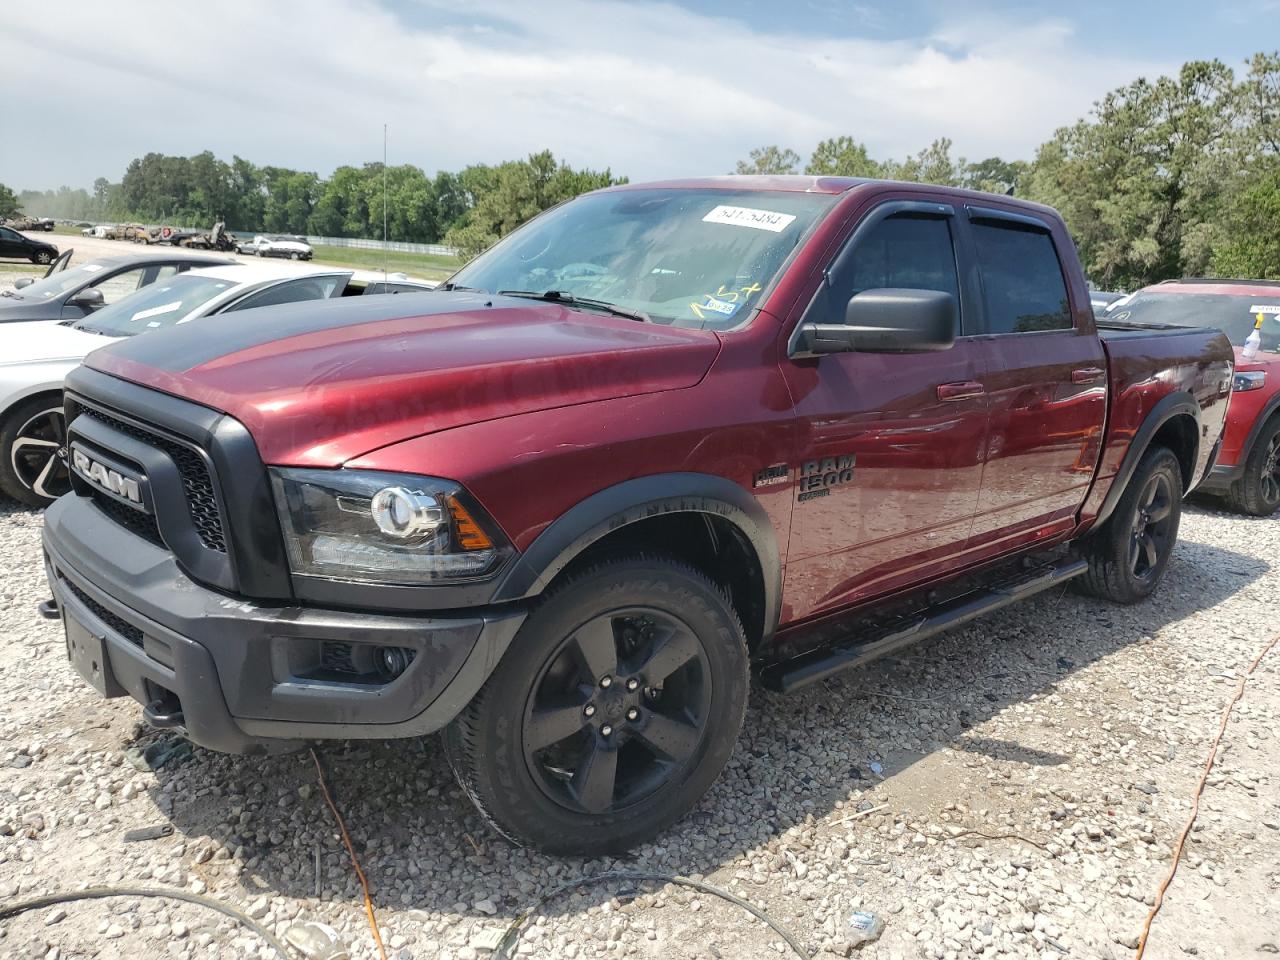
[224,276,343,312]
[92,267,148,304]
[970,219,1072,334]
[0,227,20,241]
[826,213,960,325]
[151,265,181,282]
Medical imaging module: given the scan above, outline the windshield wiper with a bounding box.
[0,290,19,299]
[438,282,484,293]
[497,290,649,323]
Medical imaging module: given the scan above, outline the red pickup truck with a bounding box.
[41,177,1233,854]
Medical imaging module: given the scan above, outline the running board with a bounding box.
[759,557,1089,694]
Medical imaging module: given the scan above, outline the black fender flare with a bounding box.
[1093,391,1201,529]
[491,472,782,641]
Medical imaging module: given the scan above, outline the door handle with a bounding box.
[1071,367,1105,384]
[936,381,985,402]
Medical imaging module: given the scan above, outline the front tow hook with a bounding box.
[143,699,186,730]
[37,598,60,620]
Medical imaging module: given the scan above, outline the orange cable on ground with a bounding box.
[1133,632,1280,959]
[311,747,389,960]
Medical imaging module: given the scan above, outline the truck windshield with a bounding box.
[1107,292,1280,352]
[76,274,236,337]
[447,188,837,330]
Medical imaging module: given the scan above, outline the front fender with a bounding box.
[490,472,782,640]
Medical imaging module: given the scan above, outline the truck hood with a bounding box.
[0,320,115,365]
[85,292,721,466]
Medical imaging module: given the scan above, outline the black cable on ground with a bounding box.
[0,885,292,959]
[492,870,812,959]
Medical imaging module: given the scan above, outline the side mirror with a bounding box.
[67,287,106,310]
[794,288,957,356]
[13,277,34,290]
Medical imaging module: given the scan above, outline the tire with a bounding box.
[1078,446,1182,604]
[444,555,749,855]
[32,250,52,265]
[289,251,300,260]
[0,396,69,508]
[1225,418,1280,516]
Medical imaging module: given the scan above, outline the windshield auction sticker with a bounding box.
[702,205,797,233]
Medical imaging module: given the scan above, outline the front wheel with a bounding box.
[1225,419,1280,516]
[289,251,300,260]
[0,398,69,507]
[32,250,52,265]
[1078,446,1182,604]
[444,556,749,855]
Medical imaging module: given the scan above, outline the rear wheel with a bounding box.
[1079,446,1182,604]
[0,397,69,507]
[444,556,749,855]
[1225,419,1280,516]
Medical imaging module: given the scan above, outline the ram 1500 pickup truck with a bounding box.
[40,177,1234,854]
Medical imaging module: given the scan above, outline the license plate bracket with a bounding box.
[65,612,125,698]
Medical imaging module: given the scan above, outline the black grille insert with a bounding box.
[90,491,164,547]
[77,405,227,553]
[61,578,144,648]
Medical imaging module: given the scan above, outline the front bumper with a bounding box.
[42,494,525,754]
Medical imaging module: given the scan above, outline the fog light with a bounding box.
[378,646,413,678]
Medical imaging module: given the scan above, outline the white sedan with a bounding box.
[0,263,435,505]
[238,235,314,260]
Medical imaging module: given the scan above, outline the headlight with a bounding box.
[270,468,508,584]
[1233,371,1267,392]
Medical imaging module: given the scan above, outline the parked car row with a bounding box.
[237,234,315,260]
[0,262,436,505]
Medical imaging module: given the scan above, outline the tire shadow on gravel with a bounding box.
[120,518,1269,926]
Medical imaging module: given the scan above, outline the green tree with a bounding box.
[733,145,800,175]
[805,137,884,177]
[1209,163,1280,278]
[444,151,620,257]
[887,138,963,186]
[962,157,1028,195]
[0,183,19,219]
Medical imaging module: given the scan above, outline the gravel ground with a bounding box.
[1,494,1278,960]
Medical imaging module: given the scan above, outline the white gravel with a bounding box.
[0,494,1278,959]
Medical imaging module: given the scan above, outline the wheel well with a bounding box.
[3,389,64,426]
[559,512,768,653]
[1150,413,1198,490]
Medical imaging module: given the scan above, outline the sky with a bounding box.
[3,0,1277,192]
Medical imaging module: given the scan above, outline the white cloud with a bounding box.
[4,0,1175,190]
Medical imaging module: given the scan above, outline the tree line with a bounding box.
[10,150,621,257]
[7,51,1277,281]
[735,52,1279,287]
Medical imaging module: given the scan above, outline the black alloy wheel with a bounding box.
[6,407,69,505]
[1129,470,1174,583]
[1262,432,1280,507]
[33,250,53,265]
[444,556,749,855]
[522,608,710,816]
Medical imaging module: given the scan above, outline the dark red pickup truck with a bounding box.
[41,177,1233,854]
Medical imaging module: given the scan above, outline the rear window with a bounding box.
[971,220,1072,334]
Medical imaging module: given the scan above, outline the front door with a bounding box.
[780,201,990,621]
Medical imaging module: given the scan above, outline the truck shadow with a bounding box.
[144,518,1268,933]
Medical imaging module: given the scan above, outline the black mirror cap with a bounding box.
[843,288,957,353]
[792,288,958,357]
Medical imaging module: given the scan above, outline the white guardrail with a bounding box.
[303,236,460,257]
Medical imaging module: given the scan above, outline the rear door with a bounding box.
[960,207,1108,556]
[0,227,23,258]
[780,200,991,619]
